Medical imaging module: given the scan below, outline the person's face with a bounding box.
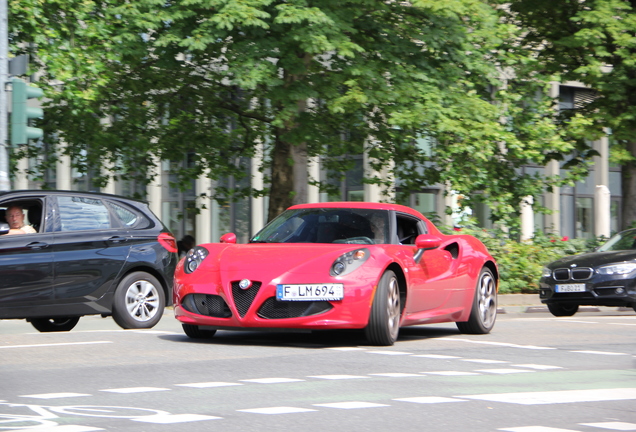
[6,207,25,229]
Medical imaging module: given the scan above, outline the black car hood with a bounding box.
[549,250,636,268]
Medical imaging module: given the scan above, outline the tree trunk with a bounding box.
[620,140,636,230]
[267,136,308,222]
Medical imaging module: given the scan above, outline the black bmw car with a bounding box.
[0,190,177,332]
[539,228,636,316]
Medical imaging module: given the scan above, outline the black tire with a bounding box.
[547,302,579,317]
[365,270,401,346]
[457,267,497,334]
[112,272,165,329]
[30,317,80,332]
[182,324,217,339]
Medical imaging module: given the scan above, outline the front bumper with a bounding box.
[539,276,636,307]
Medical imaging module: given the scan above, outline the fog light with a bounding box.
[540,290,546,296]
[615,287,625,294]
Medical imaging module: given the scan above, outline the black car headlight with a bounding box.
[184,246,209,274]
[330,248,369,277]
[597,263,636,275]
[542,267,552,278]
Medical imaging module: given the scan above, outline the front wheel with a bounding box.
[30,317,80,332]
[365,270,401,346]
[182,324,217,339]
[457,267,497,334]
[547,302,578,317]
[112,272,165,329]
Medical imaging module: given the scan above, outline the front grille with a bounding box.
[231,281,262,317]
[181,294,232,318]
[257,297,333,319]
[553,267,593,281]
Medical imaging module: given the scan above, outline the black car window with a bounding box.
[396,214,424,245]
[110,202,138,227]
[58,196,112,231]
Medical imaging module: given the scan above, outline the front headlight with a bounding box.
[184,246,209,274]
[330,248,369,277]
[542,267,552,278]
[597,263,636,275]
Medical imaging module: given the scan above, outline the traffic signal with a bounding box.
[11,78,44,145]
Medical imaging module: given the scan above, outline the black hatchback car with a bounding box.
[0,190,177,332]
[539,228,636,316]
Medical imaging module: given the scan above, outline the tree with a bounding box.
[10,0,588,228]
[507,0,636,229]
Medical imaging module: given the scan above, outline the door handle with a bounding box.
[107,236,127,243]
[26,242,49,250]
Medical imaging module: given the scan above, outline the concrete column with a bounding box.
[14,157,29,190]
[251,143,265,235]
[56,143,72,190]
[101,161,116,195]
[594,134,611,238]
[196,175,212,244]
[544,160,561,234]
[520,196,534,241]
[146,155,162,220]
[363,139,394,202]
[307,156,320,203]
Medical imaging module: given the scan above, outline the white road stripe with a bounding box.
[570,350,627,356]
[240,378,304,384]
[580,422,636,430]
[440,339,555,350]
[499,427,580,432]
[19,393,91,399]
[175,382,243,388]
[461,388,636,405]
[131,414,221,423]
[100,387,169,394]
[0,341,112,349]
[308,375,368,380]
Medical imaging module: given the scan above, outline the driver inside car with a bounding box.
[5,204,36,235]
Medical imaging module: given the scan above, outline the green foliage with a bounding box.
[439,222,603,294]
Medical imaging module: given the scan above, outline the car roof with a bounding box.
[0,189,148,205]
[288,201,427,220]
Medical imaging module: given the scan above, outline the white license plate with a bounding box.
[276,284,344,301]
[555,283,586,293]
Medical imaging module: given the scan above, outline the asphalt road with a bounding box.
[1,307,635,432]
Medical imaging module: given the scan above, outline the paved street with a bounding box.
[1,304,635,432]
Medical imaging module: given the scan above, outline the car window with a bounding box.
[57,196,112,231]
[396,214,424,245]
[596,228,636,251]
[110,202,138,227]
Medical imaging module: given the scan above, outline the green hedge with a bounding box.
[438,224,603,294]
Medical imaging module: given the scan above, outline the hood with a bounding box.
[548,250,636,269]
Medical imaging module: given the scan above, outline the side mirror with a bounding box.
[413,234,443,264]
[220,232,237,244]
[0,222,9,235]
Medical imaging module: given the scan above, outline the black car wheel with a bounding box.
[112,272,165,329]
[29,317,80,332]
[182,324,217,339]
[365,270,401,346]
[547,302,579,317]
[457,267,497,334]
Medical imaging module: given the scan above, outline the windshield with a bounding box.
[250,208,390,245]
[596,229,636,252]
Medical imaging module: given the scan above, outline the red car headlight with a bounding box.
[330,248,369,277]
[184,246,209,274]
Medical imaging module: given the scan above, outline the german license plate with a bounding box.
[555,283,586,293]
[276,284,344,301]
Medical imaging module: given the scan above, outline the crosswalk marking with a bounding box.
[100,387,169,394]
[580,422,636,430]
[19,393,91,399]
[308,374,368,380]
[461,388,636,405]
[239,378,304,384]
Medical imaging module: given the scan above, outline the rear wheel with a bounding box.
[30,317,80,332]
[112,272,165,329]
[182,324,217,339]
[457,267,497,334]
[547,302,579,317]
[365,270,401,346]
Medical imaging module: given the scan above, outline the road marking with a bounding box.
[313,401,389,409]
[580,422,636,430]
[131,414,222,423]
[100,387,170,394]
[511,364,563,370]
[411,354,461,359]
[240,378,304,384]
[20,393,91,399]
[461,388,636,405]
[0,341,112,350]
[238,407,317,414]
[393,396,467,404]
[308,375,369,380]
[476,369,535,374]
[328,347,367,351]
[608,323,636,326]
[425,371,480,376]
[366,351,412,355]
[461,359,509,364]
[368,373,424,377]
[441,339,555,350]
[570,350,628,356]
[11,426,105,432]
[175,382,243,388]
[499,427,580,432]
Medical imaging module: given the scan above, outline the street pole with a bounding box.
[0,0,10,191]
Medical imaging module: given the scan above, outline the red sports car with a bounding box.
[173,202,498,346]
